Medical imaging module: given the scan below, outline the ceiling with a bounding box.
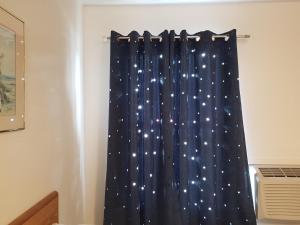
[81,0,297,5]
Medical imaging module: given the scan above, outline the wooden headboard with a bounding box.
[8,191,58,225]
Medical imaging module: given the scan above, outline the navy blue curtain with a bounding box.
[104,29,256,225]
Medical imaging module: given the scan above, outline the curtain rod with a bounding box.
[104,34,250,42]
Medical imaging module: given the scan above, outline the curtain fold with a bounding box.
[104,29,256,225]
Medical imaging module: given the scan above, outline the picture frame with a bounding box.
[0,7,25,132]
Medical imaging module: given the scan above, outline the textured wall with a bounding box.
[0,0,84,224]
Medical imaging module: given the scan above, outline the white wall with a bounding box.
[0,0,85,224]
[83,2,300,225]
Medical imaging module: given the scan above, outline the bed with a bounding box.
[8,191,58,225]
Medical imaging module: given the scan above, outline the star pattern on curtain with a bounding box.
[104,29,256,225]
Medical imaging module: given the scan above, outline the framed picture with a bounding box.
[0,7,24,132]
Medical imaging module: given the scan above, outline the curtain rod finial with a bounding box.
[103,35,109,42]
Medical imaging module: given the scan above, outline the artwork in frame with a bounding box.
[0,7,24,132]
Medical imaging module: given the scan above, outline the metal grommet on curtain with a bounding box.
[212,35,230,42]
[127,38,130,42]
[195,36,201,42]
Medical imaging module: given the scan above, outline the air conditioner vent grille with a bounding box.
[254,165,300,221]
[263,183,300,219]
[259,168,300,177]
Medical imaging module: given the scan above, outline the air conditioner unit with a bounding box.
[251,165,300,222]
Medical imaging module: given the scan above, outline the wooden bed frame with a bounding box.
[8,191,58,225]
